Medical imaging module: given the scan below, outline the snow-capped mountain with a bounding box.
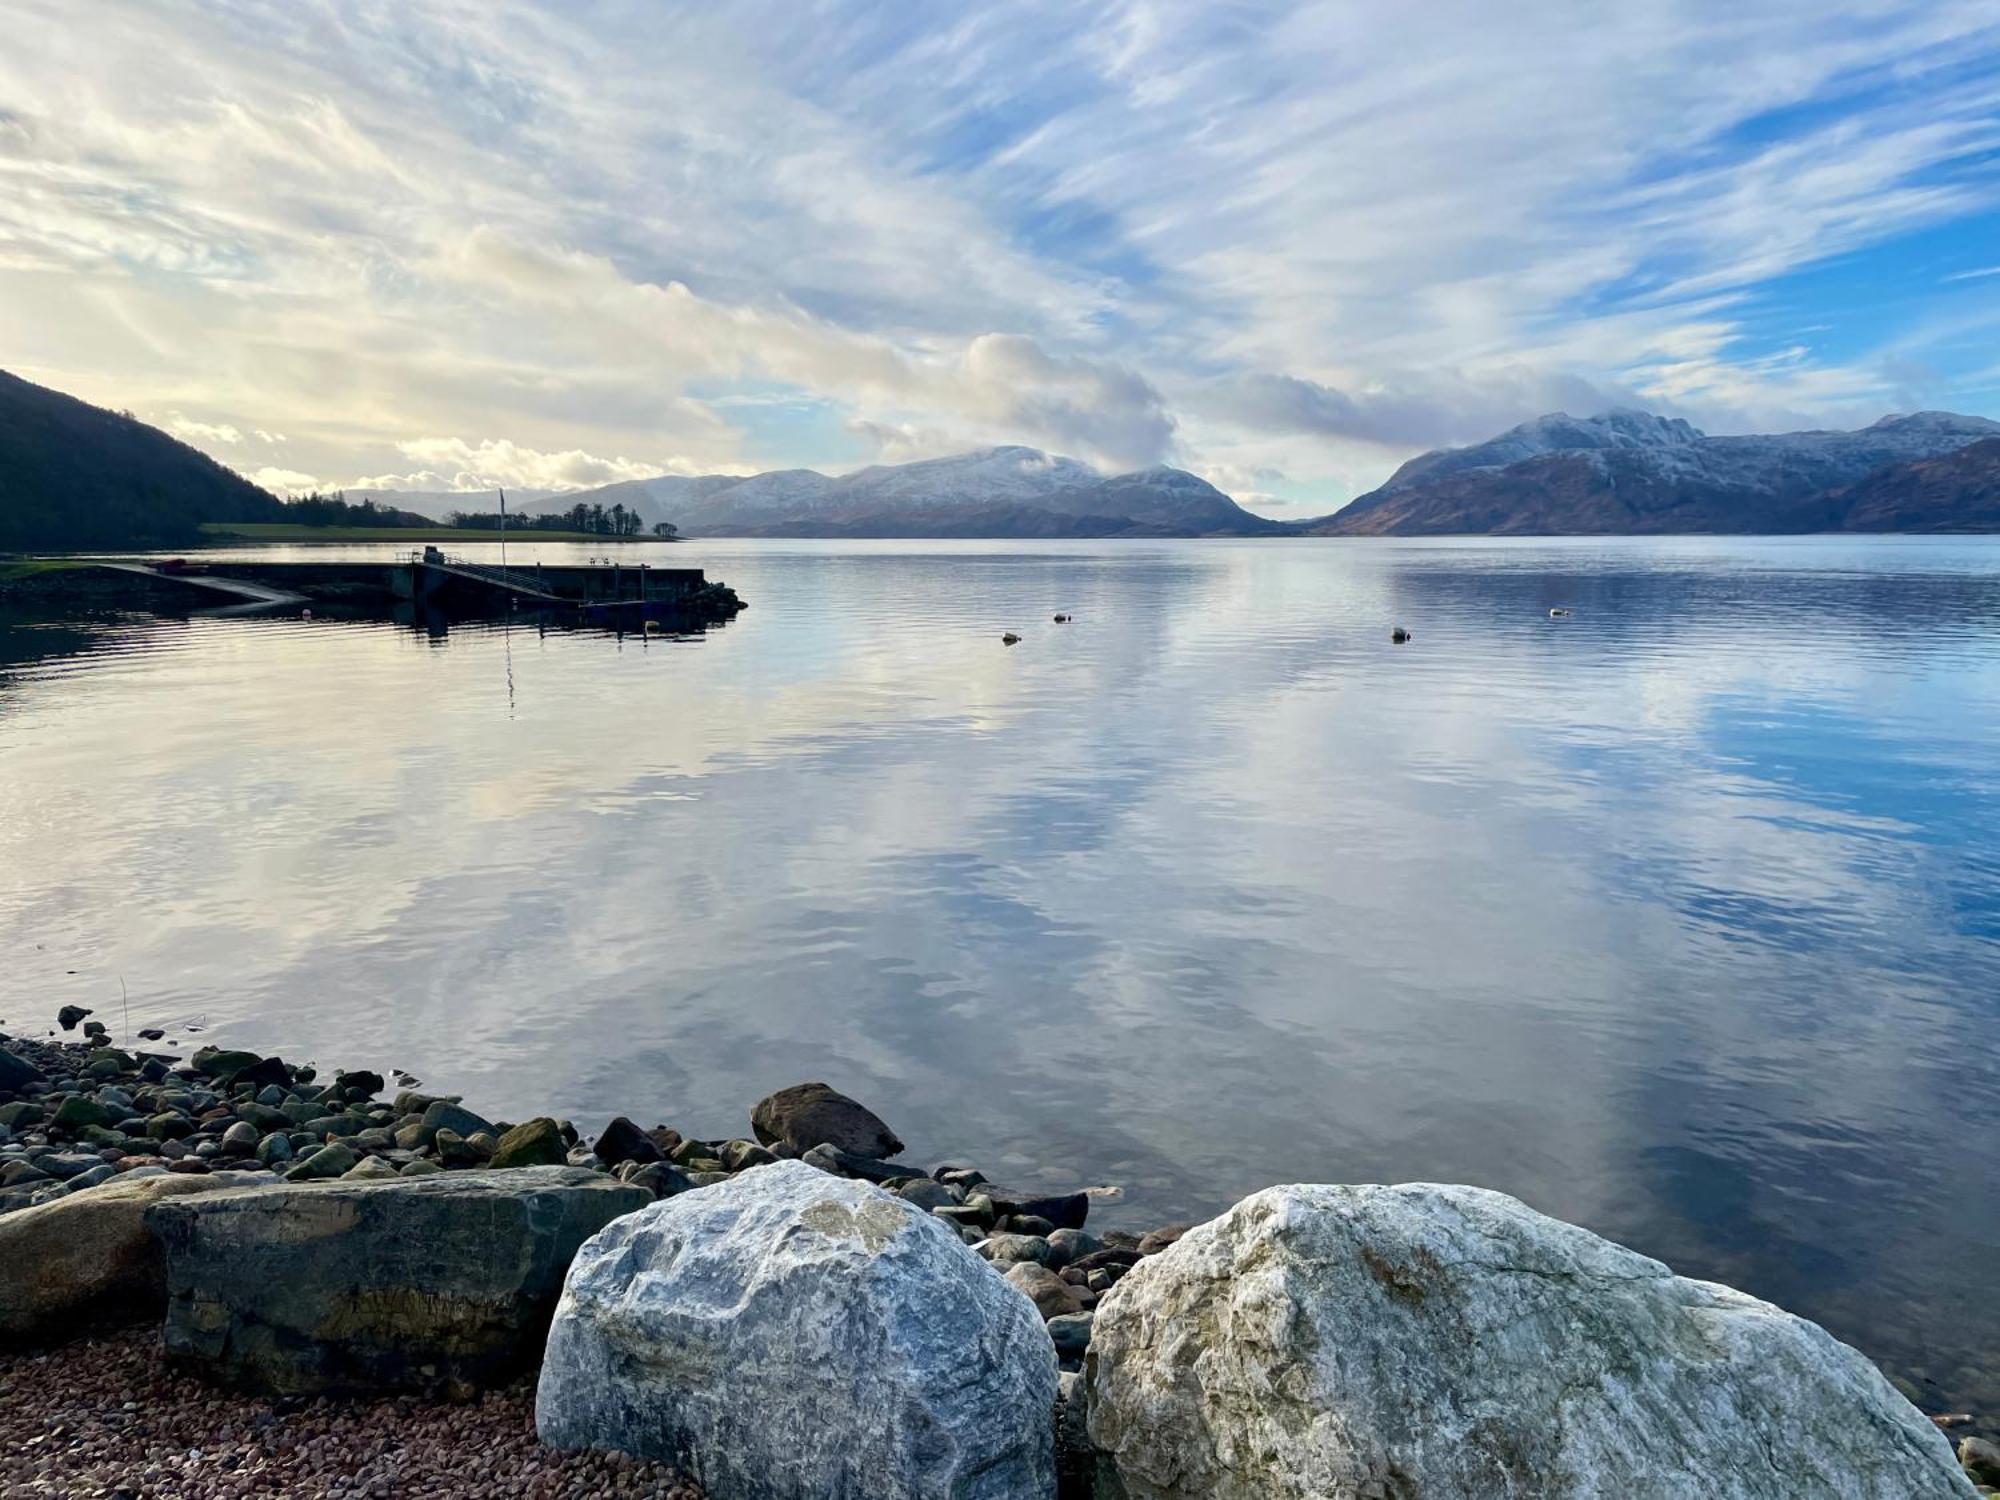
[1380,409,1703,492]
[518,446,1286,537]
[1317,410,2000,535]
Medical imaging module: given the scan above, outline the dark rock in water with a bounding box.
[593,1115,661,1167]
[800,1143,904,1184]
[335,1069,385,1098]
[490,1117,567,1169]
[0,1048,44,1092]
[137,1028,165,1041]
[148,1166,649,1396]
[985,1188,1090,1232]
[82,1020,109,1040]
[750,1082,904,1159]
[57,1005,92,1031]
[191,1049,289,1089]
[645,1126,682,1159]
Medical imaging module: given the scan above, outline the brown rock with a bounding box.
[749,1081,903,1159]
[0,1171,272,1342]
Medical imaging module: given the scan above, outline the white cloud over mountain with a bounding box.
[1,0,1996,512]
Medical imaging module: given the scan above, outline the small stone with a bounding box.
[420,1099,496,1145]
[219,1121,259,1154]
[1046,1227,1100,1269]
[399,1158,444,1176]
[342,1155,402,1181]
[629,1162,694,1198]
[1004,1262,1087,1319]
[1137,1223,1190,1255]
[977,1233,1053,1267]
[1964,1436,2000,1486]
[490,1117,567,1169]
[593,1116,661,1167]
[284,1142,358,1182]
[51,1095,117,1133]
[1046,1312,1094,1358]
[897,1179,960,1211]
[718,1139,780,1173]
[56,1005,93,1031]
[254,1132,294,1166]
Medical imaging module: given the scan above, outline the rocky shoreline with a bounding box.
[3,1012,1996,1498]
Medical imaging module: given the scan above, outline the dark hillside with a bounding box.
[0,370,282,550]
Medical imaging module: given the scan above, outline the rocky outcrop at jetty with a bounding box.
[537,1159,1058,1498]
[1085,1182,1975,1499]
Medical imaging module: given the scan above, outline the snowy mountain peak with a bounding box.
[1381,407,1704,493]
[1864,411,2000,438]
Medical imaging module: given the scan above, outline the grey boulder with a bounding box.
[147,1166,648,1395]
[537,1157,1056,1499]
[1087,1182,1973,1500]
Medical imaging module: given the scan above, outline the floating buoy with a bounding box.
[1002,632,1021,645]
[1390,627,1412,644]
[1549,607,1571,618]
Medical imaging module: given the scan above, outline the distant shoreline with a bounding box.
[196,523,680,545]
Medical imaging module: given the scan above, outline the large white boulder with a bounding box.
[536,1158,1057,1499]
[1087,1183,1973,1500]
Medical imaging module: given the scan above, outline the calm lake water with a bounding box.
[3,536,1997,1406]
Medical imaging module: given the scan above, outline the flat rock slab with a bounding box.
[0,1171,272,1342]
[147,1166,649,1396]
[1087,1182,1974,1500]
[537,1158,1057,1499]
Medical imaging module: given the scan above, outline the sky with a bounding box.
[3,1,1999,515]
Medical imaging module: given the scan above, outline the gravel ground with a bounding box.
[1,1324,703,1499]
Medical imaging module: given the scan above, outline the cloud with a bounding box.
[350,438,675,494]
[247,465,319,493]
[1,0,1997,512]
[169,415,244,445]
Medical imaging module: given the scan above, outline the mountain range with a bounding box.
[515,447,1291,538]
[5,364,2000,548]
[1310,409,2000,535]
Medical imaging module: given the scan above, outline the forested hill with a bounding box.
[0,370,283,551]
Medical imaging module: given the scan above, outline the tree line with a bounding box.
[447,501,674,537]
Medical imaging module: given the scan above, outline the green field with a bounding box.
[199,523,669,544]
[0,559,84,580]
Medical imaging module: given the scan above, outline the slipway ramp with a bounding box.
[98,563,306,609]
